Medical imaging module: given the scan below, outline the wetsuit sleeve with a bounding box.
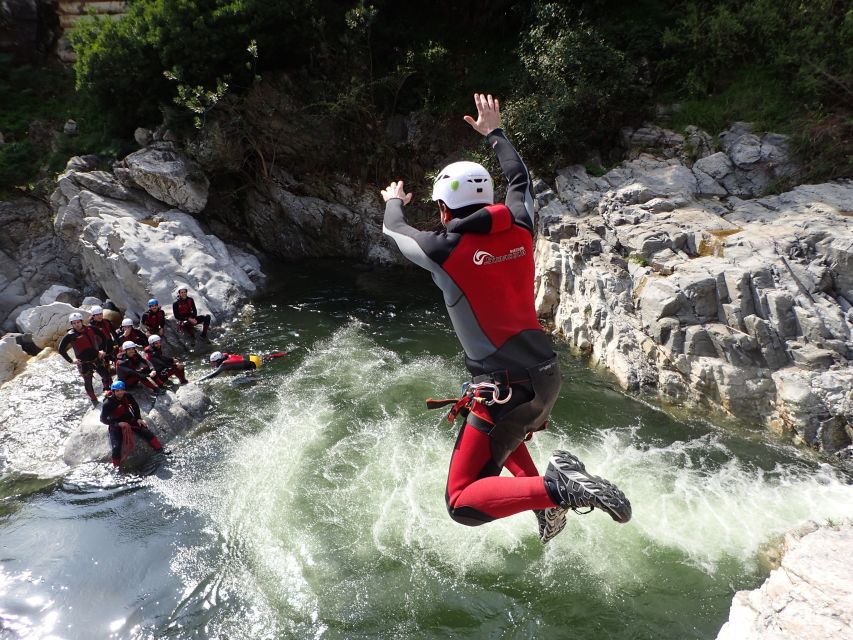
[58,333,74,363]
[487,128,534,233]
[196,365,226,382]
[99,400,112,425]
[128,394,141,419]
[189,299,198,319]
[382,199,457,271]
[172,301,185,321]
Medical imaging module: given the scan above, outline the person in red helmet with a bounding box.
[172,286,211,341]
[380,93,631,543]
[145,335,188,385]
[100,380,165,467]
[58,312,112,406]
[140,298,166,338]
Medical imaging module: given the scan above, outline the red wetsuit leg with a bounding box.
[504,442,539,478]
[446,424,555,525]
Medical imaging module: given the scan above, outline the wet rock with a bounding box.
[717,523,853,640]
[62,385,211,467]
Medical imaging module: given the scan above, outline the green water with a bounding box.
[1,261,852,639]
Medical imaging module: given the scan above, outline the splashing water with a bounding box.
[1,266,851,639]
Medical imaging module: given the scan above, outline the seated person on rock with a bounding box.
[58,312,113,407]
[172,286,211,341]
[140,298,166,338]
[100,380,165,467]
[197,350,286,381]
[116,340,163,391]
[88,305,116,357]
[145,335,188,385]
[115,318,147,352]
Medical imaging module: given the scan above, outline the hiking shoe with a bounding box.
[543,450,632,523]
[534,507,567,544]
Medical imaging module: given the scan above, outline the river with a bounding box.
[1,261,852,639]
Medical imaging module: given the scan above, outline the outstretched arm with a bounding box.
[464,93,534,233]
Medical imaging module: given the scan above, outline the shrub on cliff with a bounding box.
[503,2,649,170]
[72,0,320,132]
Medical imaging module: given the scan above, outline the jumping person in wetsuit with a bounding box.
[116,341,162,391]
[140,298,166,338]
[172,286,210,341]
[58,312,112,406]
[381,93,631,543]
[100,380,164,467]
[145,335,188,385]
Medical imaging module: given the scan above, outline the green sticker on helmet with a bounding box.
[450,180,460,191]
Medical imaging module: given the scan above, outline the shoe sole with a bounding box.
[549,450,632,524]
[536,507,568,544]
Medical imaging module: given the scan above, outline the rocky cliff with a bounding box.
[533,123,853,456]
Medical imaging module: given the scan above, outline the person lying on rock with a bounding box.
[100,380,166,467]
[58,312,113,407]
[145,335,188,385]
[116,340,163,392]
[195,350,287,382]
[172,286,211,341]
[88,305,116,358]
[379,92,632,544]
[141,298,166,338]
[114,318,147,354]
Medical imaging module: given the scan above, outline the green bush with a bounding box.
[503,2,649,170]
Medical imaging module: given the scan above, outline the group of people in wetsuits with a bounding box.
[58,286,215,466]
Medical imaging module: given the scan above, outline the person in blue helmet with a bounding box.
[100,380,165,467]
[141,298,166,338]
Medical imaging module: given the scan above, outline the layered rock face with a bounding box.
[0,197,83,332]
[50,150,263,324]
[535,123,853,454]
[716,523,853,640]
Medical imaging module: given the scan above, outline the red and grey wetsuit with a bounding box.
[198,353,257,381]
[116,351,159,390]
[383,128,561,526]
[58,326,112,401]
[145,345,187,384]
[140,309,166,335]
[172,296,210,337]
[100,391,162,465]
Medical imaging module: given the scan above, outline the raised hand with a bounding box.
[380,180,413,205]
[463,93,501,136]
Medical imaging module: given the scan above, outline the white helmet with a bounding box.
[147,334,161,345]
[176,285,188,295]
[431,161,494,209]
[210,351,223,363]
[68,312,83,323]
[90,306,103,315]
[121,318,133,327]
[122,341,137,351]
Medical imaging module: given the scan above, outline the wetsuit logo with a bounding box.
[473,247,526,266]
